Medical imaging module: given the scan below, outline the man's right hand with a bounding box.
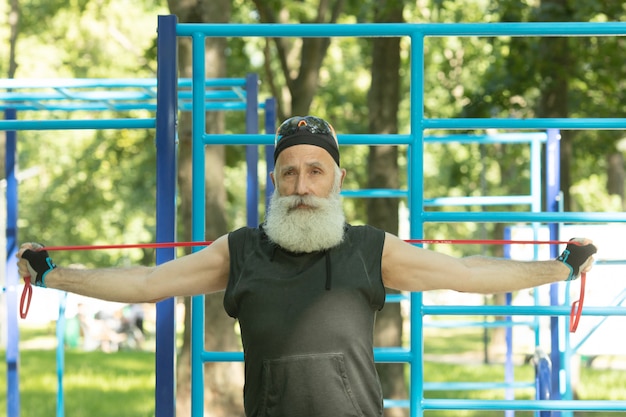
[17,243,57,288]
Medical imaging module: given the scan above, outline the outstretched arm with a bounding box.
[382,234,596,293]
[16,235,231,304]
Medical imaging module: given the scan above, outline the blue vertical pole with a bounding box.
[190,29,207,417]
[505,291,514,417]
[264,98,276,207]
[245,73,259,227]
[155,14,178,417]
[503,230,514,417]
[56,292,68,417]
[5,108,20,417]
[409,30,426,417]
[546,129,561,416]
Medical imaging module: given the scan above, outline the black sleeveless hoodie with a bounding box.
[225,224,387,417]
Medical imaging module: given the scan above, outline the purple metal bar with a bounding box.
[245,73,259,227]
[264,97,276,207]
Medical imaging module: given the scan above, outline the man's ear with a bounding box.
[269,171,276,186]
[339,168,347,188]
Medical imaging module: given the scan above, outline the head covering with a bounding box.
[273,116,340,166]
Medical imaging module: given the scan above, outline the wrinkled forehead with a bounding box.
[274,144,337,169]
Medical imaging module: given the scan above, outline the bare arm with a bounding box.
[17,235,231,303]
[382,233,594,293]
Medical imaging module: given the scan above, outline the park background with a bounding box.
[1,0,625,416]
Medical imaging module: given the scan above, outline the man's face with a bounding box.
[271,144,345,199]
[264,144,347,253]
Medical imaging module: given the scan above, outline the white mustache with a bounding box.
[283,195,323,210]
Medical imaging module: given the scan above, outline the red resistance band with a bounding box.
[18,239,586,332]
[411,239,587,332]
[19,276,33,320]
[19,241,212,319]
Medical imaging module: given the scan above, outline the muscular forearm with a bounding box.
[44,265,164,303]
[458,256,571,293]
[18,236,232,304]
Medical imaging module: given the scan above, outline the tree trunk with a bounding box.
[252,0,343,119]
[367,0,406,415]
[8,0,19,79]
[168,1,245,416]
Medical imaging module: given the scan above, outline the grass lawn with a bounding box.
[420,361,626,417]
[3,349,155,417]
[1,325,155,417]
[420,325,626,417]
[1,323,625,416]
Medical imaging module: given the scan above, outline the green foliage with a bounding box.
[410,1,625,248]
[7,0,167,267]
[571,174,623,212]
[18,115,158,267]
[5,0,626,261]
[9,0,167,78]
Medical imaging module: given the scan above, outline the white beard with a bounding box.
[264,190,346,253]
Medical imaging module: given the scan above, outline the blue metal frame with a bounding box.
[181,19,626,417]
[5,16,626,417]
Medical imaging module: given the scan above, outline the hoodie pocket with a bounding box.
[259,353,365,417]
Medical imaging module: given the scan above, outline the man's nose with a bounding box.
[294,174,310,195]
